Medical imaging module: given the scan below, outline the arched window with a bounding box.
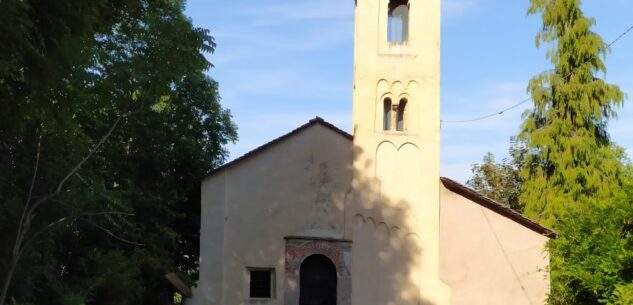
[383,98,392,131]
[396,98,407,131]
[300,255,337,305]
[388,0,409,43]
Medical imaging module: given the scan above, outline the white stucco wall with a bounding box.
[349,0,450,303]
[439,183,550,305]
[189,127,552,305]
[189,0,550,302]
[189,124,353,305]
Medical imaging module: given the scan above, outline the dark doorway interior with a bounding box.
[299,254,337,305]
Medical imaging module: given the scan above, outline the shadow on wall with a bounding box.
[215,138,439,305]
[349,144,438,305]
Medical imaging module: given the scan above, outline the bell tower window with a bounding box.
[396,99,407,131]
[382,97,408,132]
[383,98,392,131]
[388,0,409,43]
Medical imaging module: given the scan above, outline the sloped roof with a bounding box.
[204,117,352,179]
[204,117,555,238]
[440,177,556,238]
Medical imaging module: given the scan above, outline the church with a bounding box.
[187,0,555,304]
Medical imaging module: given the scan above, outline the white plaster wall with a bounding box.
[188,174,227,305]
[351,216,423,305]
[349,0,450,303]
[439,184,550,305]
[191,124,353,305]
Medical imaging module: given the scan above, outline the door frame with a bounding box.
[284,237,351,305]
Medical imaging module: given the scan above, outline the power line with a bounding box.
[442,97,532,124]
[607,24,633,48]
[441,24,633,125]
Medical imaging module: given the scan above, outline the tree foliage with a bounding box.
[547,166,633,305]
[468,2,632,304]
[0,0,237,304]
[514,1,633,304]
[519,0,627,227]
[467,138,525,212]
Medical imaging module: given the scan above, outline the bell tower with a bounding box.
[352,0,440,138]
[348,0,449,304]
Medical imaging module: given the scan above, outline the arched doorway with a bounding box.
[299,254,337,305]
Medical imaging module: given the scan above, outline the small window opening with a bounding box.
[249,269,274,299]
[396,99,407,131]
[388,0,409,43]
[383,98,392,131]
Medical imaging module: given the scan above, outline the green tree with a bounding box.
[518,1,633,304]
[0,1,237,304]
[519,0,627,227]
[547,165,633,305]
[467,138,525,212]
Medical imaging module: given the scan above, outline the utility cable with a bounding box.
[441,24,633,124]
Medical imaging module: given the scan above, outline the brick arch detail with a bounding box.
[284,237,352,305]
[286,240,349,276]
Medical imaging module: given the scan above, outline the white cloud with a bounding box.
[217,66,349,106]
[443,0,483,20]
[441,81,529,181]
[248,4,352,27]
[442,141,508,159]
[226,0,353,27]
[209,11,352,66]
[441,81,529,132]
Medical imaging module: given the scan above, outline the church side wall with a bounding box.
[439,184,550,305]
[205,125,353,305]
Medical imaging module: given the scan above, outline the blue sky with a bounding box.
[185,0,633,183]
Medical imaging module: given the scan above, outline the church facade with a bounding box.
[187,1,554,305]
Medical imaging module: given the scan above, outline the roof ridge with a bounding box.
[203,117,352,179]
[440,177,556,238]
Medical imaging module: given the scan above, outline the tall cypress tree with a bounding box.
[519,0,626,227]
